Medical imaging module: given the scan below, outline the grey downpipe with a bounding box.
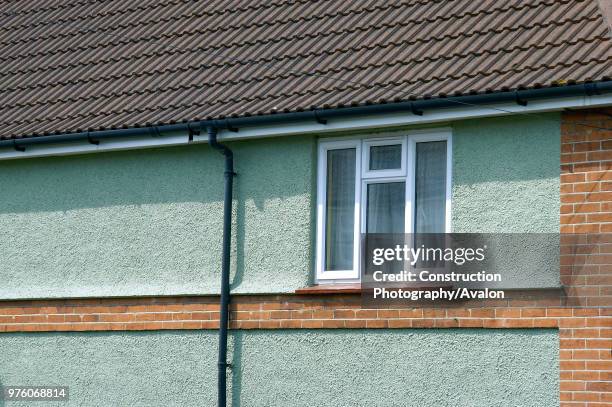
[208,127,235,407]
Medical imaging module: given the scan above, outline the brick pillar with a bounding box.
[560,108,612,406]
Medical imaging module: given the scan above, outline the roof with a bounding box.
[0,0,611,141]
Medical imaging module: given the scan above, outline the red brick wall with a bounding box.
[559,108,612,405]
[561,108,612,234]
[0,108,610,405]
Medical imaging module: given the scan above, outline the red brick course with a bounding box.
[1,296,608,333]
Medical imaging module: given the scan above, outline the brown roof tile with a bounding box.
[0,0,610,139]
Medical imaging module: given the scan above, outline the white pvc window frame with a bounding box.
[315,139,362,280]
[362,137,407,178]
[315,128,452,283]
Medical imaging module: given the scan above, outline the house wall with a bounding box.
[0,136,316,299]
[2,109,609,406]
[0,329,559,407]
[0,114,560,299]
[452,114,560,233]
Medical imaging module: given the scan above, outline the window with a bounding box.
[315,130,451,282]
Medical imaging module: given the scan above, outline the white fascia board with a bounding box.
[215,93,612,141]
[1,93,611,161]
[0,133,192,160]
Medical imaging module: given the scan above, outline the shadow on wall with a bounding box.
[0,117,558,215]
[230,331,244,407]
[452,114,561,185]
[0,139,310,215]
[231,178,246,291]
[230,134,318,290]
[451,114,561,234]
[0,135,316,296]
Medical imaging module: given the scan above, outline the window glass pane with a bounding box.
[414,141,447,233]
[369,144,402,170]
[325,148,356,270]
[366,182,406,233]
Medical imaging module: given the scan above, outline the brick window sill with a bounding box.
[295,284,362,295]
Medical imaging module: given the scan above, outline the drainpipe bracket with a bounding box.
[86,132,100,145]
[584,82,600,96]
[514,91,528,106]
[313,111,327,125]
[187,124,201,142]
[410,102,423,116]
[13,140,25,152]
[224,119,239,133]
[149,126,162,138]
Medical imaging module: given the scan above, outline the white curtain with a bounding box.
[325,148,356,270]
[369,144,401,170]
[414,141,447,233]
[366,182,406,233]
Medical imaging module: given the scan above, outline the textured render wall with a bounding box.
[452,113,560,233]
[452,114,561,288]
[0,329,559,407]
[0,116,561,299]
[0,135,316,299]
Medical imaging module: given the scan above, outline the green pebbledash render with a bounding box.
[0,329,559,406]
[0,115,559,299]
[0,115,562,406]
